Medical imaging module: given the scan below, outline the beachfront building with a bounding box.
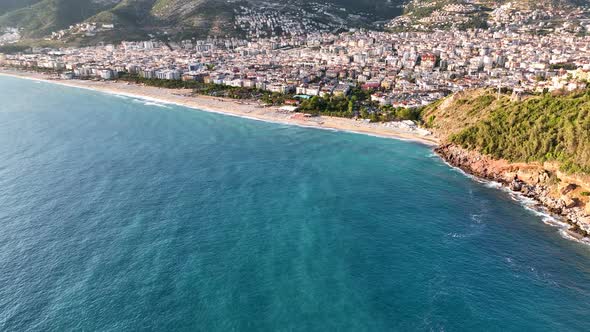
[2,26,590,106]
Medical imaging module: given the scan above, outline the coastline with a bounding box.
[0,69,439,146]
[3,68,589,245]
[436,144,590,245]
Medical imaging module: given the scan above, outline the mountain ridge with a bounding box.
[1,0,588,46]
[0,0,404,42]
[387,0,590,31]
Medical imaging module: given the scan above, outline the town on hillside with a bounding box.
[2,0,590,115]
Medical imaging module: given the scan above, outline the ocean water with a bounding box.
[1,75,590,331]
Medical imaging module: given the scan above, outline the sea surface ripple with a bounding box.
[1,76,590,331]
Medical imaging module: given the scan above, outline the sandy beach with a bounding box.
[0,69,439,146]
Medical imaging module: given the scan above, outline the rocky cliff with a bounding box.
[436,144,590,241]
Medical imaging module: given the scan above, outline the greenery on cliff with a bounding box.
[423,89,590,174]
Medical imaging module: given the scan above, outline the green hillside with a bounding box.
[0,0,43,15]
[87,0,157,28]
[0,0,119,38]
[423,89,590,174]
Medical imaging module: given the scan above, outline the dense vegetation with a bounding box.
[0,0,42,15]
[298,94,421,121]
[120,74,422,121]
[119,74,289,103]
[293,87,422,121]
[439,90,590,174]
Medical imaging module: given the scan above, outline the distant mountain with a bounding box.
[0,0,122,37]
[0,0,43,14]
[5,0,586,45]
[0,0,406,43]
[387,0,590,32]
[94,0,238,39]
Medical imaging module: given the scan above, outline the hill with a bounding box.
[423,89,590,174]
[0,0,43,14]
[0,0,121,38]
[387,0,590,32]
[0,0,405,43]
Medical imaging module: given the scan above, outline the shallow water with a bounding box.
[1,76,589,331]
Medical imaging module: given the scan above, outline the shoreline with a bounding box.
[0,69,439,146]
[441,156,587,244]
[3,69,588,245]
[436,144,590,245]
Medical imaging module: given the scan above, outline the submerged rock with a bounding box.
[509,180,523,192]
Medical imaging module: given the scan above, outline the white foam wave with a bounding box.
[440,157,590,246]
[558,229,590,245]
[143,101,170,108]
[559,229,589,244]
[447,232,468,238]
[484,181,503,189]
[446,164,554,223]
[446,163,504,192]
[543,217,569,228]
[131,99,170,108]
[470,214,482,223]
[507,188,590,247]
[509,192,559,223]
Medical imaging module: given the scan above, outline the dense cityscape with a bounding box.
[2,28,590,110]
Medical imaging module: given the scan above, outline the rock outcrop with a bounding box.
[436,144,590,239]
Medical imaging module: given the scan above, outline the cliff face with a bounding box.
[423,88,590,241]
[436,144,590,239]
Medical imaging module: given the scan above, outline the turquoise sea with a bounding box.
[1,75,590,331]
